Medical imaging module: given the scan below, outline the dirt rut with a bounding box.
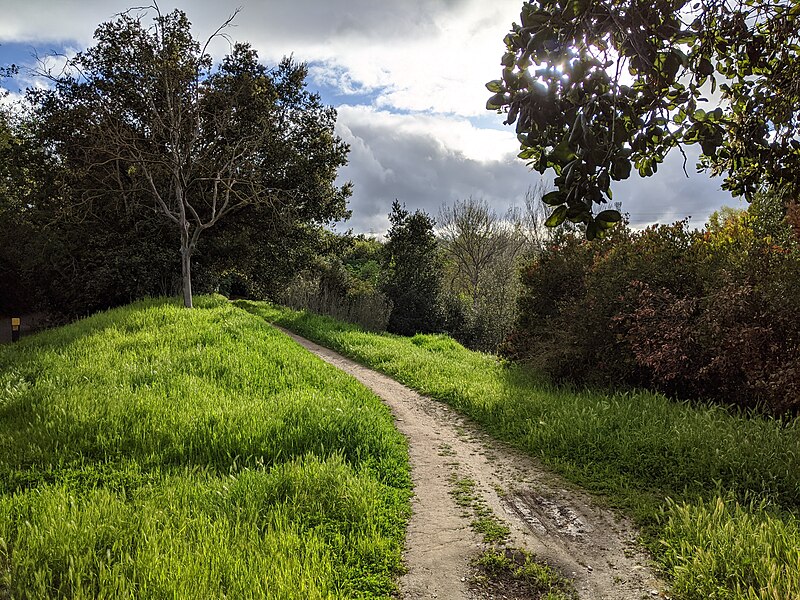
[277,327,665,600]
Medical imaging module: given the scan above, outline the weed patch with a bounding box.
[474,548,576,600]
[661,495,800,599]
[447,474,510,545]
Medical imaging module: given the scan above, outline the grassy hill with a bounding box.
[0,296,410,599]
[240,301,800,600]
[4,294,798,599]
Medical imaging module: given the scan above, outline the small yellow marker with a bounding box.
[11,317,20,342]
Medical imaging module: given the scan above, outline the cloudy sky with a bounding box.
[0,0,739,234]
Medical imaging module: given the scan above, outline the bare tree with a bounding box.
[520,181,553,253]
[437,196,537,351]
[438,197,517,309]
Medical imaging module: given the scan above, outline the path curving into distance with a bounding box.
[276,327,665,600]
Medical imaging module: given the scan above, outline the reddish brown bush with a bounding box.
[507,207,800,415]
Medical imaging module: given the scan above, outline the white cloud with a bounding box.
[333,105,538,234]
[15,47,80,90]
[0,1,132,45]
[338,105,518,163]
[0,87,24,110]
[0,0,521,117]
[292,1,522,116]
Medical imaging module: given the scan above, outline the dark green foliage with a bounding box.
[198,217,343,300]
[492,0,800,235]
[279,233,392,331]
[0,113,182,318]
[380,201,443,335]
[30,205,180,318]
[506,198,800,414]
[16,8,349,311]
[0,110,34,314]
[342,235,384,286]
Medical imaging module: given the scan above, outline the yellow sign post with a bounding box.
[11,317,20,342]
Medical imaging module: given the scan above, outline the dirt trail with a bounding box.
[277,327,665,600]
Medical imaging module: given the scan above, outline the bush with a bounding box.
[508,202,800,414]
[280,260,392,332]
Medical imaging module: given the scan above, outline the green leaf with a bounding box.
[485,80,504,93]
[598,171,610,193]
[596,209,621,224]
[486,93,506,110]
[597,219,617,230]
[550,141,576,163]
[698,57,714,76]
[567,205,590,223]
[611,157,632,180]
[521,10,551,28]
[700,138,718,155]
[545,205,568,227]
[542,190,565,206]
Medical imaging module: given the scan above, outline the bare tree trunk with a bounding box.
[179,207,194,308]
[181,243,193,308]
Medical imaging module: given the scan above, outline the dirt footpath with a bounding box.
[277,327,666,600]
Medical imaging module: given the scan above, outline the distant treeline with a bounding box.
[286,190,800,416]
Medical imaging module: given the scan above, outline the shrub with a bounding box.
[280,261,392,332]
[508,201,800,414]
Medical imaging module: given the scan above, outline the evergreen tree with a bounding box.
[380,201,443,335]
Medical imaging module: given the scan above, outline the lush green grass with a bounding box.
[0,296,410,599]
[239,301,800,600]
[662,495,800,599]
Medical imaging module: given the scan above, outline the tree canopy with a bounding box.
[380,201,443,335]
[489,0,800,238]
[29,7,349,308]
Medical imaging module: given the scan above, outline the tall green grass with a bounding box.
[239,301,800,600]
[662,496,800,600]
[0,296,410,599]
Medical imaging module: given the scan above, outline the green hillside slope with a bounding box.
[0,296,410,599]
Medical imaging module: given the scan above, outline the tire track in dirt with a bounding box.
[276,327,666,600]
